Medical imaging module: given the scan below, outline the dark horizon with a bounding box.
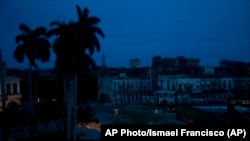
[0,0,249,69]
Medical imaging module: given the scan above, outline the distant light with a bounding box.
[52,98,57,102]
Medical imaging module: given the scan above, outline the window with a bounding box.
[223,80,226,89]
[6,83,11,94]
[147,81,150,85]
[228,80,232,89]
[13,83,18,94]
[167,80,170,90]
[212,82,216,86]
[178,83,182,91]
[206,81,210,85]
[223,95,226,99]
[114,82,117,90]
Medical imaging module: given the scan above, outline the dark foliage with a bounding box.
[47,5,105,79]
[77,73,98,102]
[77,104,98,123]
[14,23,51,68]
[0,102,37,141]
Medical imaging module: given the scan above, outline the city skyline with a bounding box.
[0,0,249,68]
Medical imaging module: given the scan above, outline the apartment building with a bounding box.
[0,50,21,111]
[154,75,199,104]
[112,73,152,104]
[97,76,113,102]
[151,56,201,76]
[0,76,22,110]
[129,58,141,68]
[96,56,250,105]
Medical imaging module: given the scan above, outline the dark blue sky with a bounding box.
[0,0,249,68]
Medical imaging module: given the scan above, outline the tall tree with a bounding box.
[48,5,104,141]
[13,23,51,115]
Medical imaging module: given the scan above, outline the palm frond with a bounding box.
[36,38,51,48]
[28,58,38,68]
[91,34,101,52]
[72,53,97,75]
[83,34,101,54]
[14,23,52,69]
[87,46,95,55]
[87,16,101,25]
[82,54,98,72]
[50,21,66,27]
[19,23,31,35]
[50,6,105,77]
[83,7,89,20]
[34,38,51,62]
[13,44,25,63]
[88,26,105,38]
[33,27,47,38]
[48,21,67,37]
[15,34,28,43]
[47,28,58,37]
[84,54,97,67]
[52,38,61,54]
[76,5,83,21]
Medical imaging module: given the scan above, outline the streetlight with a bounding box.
[114,107,118,123]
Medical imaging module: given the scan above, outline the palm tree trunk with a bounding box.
[63,77,67,140]
[72,73,77,141]
[65,73,78,141]
[65,75,72,141]
[28,63,33,115]
[63,77,67,130]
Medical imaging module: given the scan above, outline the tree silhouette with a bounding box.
[13,23,51,115]
[47,5,104,141]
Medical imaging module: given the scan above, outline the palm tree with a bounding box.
[75,5,105,55]
[48,5,104,141]
[13,23,51,115]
